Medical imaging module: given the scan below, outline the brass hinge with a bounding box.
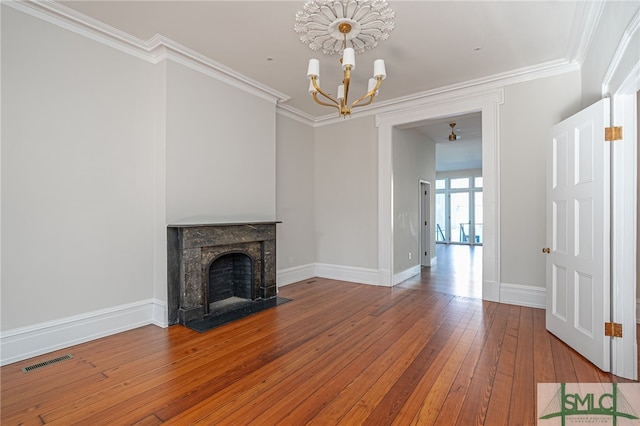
[604,322,623,338]
[605,126,623,141]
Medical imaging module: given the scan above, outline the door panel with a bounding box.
[421,182,430,267]
[546,98,610,372]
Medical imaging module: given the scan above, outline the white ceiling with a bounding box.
[404,112,483,172]
[55,0,594,171]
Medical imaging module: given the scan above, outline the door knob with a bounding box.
[542,247,551,254]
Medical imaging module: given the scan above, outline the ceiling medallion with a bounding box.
[295,0,395,55]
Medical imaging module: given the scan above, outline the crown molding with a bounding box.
[6,0,152,61]
[5,0,290,105]
[601,7,640,97]
[7,0,583,127]
[276,105,317,127]
[567,0,606,65]
[146,35,290,104]
[310,58,580,127]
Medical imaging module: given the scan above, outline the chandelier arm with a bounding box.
[310,76,340,107]
[312,91,341,110]
[350,76,382,109]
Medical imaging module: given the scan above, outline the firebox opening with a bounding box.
[207,252,253,315]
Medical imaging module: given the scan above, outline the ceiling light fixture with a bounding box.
[295,0,395,117]
[449,123,459,141]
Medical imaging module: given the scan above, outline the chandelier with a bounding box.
[295,0,395,117]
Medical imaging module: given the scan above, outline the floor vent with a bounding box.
[22,354,73,373]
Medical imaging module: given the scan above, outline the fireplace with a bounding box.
[167,222,279,326]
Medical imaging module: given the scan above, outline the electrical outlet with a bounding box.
[408,252,412,260]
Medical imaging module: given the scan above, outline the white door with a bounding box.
[545,98,610,372]
[421,182,430,267]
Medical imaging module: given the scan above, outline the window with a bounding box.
[451,178,469,189]
[435,175,483,245]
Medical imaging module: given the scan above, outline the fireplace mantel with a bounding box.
[167,222,280,326]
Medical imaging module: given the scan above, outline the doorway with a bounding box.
[376,89,502,299]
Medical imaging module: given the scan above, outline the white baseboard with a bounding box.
[0,299,165,366]
[277,264,316,287]
[314,263,383,286]
[393,265,421,285]
[483,280,500,303]
[500,283,546,309]
[430,256,437,267]
[277,263,383,287]
[151,298,168,327]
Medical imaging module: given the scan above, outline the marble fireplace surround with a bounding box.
[167,222,279,326]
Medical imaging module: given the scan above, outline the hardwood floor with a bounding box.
[399,244,483,299]
[1,273,638,425]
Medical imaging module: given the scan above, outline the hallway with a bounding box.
[397,244,482,299]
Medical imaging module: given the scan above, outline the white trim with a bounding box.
[277,105,317,127]
[484,280,500,303]
[151,298,168,328]
[610,93,639,380]
[499,283,546,309]
[312,60,578,127]
[430,256,437,268]
[0,299,162,366]
[5,0,289,105]
[153,48,285,106]
[5,0,153,62]
[278,263,383,287]
[567,0,606,65]
[605,7,640,379]
[277,264,316,287]
[7,0,590,127]
[375,87,503,303]
[601,8,640,97]
[314,263,383,286]
[393,265,421,286]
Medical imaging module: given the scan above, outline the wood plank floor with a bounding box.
[2,251,638,425]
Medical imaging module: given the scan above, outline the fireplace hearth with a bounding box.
[167,222,280,326]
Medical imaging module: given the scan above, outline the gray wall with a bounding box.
[500,71,582,287]
[2,7,155,329]
[275,114,316,271]
[165,61,276,224]
[314,116,378,269]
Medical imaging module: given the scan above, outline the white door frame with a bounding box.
[602,8,639,380]
[376,88,503,296]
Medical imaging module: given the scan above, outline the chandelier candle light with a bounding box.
[295,0,395,117]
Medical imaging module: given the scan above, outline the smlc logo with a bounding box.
[538,383,640,425]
